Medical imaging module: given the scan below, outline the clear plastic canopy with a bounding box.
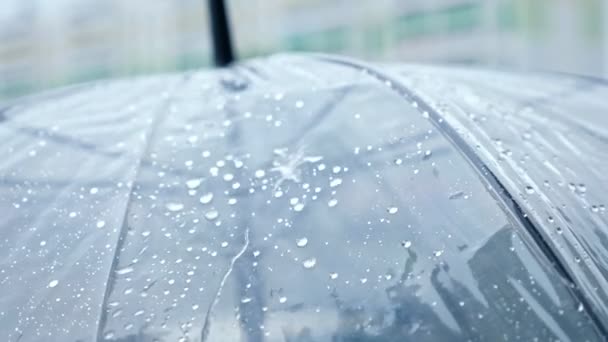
[1,55,607,341]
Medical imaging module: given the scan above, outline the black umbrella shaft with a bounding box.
[209,0,234,67]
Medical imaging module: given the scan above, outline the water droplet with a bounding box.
[328,199,338,207]
[423,150,432,160]
[241,297,252,304]
[279,296,287,303]
[40,240,47,246]
[525,186,535,194]
[116,266,134,275]
[255,169,266,178]
[186,178,202,189]
[48,280,59,288]
[329,178,342,188]
[401,240,412,248]
[293,203,305,212]
[394,159,403,165]
[556,226,563,234]
[69,212,77,218]
[577,183,587,194]
[223,173,234,182]
[360,278,368,284]
[329,272,339,280]
[103,331,115,340]
[96,220,106,228]
[166,202,184,212]
[221,241,229,248]
[199,193,214,204]
[205,209,219,221]
[296,237,308,247]
[448,191,464,200]
[433,250,444,257]
[89,187,99,194]
[303,258,317,269]
[387,207,399,215]
[332,166,341,174]
[295,100,304,108]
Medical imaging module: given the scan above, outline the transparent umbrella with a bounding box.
[1,54,607,342]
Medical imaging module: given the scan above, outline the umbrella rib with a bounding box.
[285,85,352,148]
[93,77,187,342]
[314,54,608,339]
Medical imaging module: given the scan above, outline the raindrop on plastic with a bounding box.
[200,193,214,204]
[205,209,219,221]
[296,237,308,247]
[166,202,184,212]
[302,258,317,269]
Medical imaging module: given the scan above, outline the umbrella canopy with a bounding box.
[1,54,607,342]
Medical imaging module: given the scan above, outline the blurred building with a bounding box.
[1,0,607,101]
[231,0,607,74]
[0,0,211,100]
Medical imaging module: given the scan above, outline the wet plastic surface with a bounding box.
[389,63,608,331]
[0,55,606,341]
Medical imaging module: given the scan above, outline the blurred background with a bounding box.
[1,0,607,101]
